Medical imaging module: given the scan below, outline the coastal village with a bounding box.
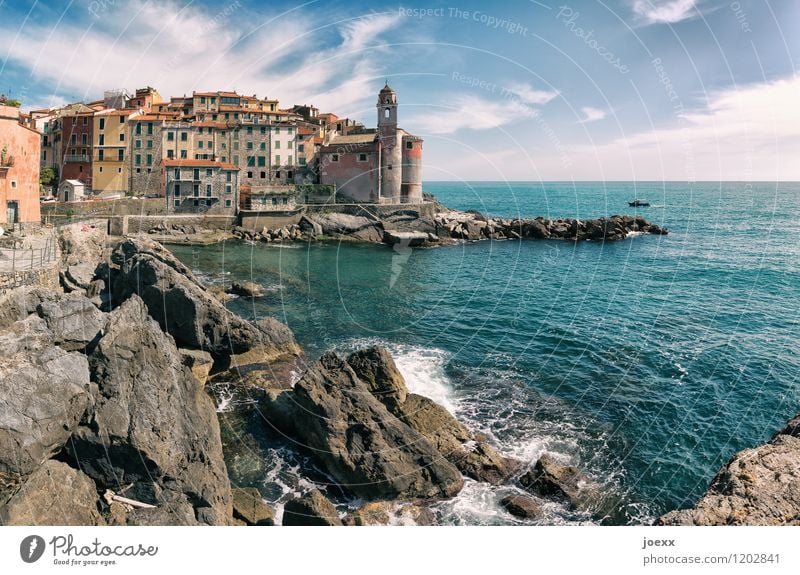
[0,82,424,232]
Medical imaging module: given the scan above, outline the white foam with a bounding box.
[390,345,457,414]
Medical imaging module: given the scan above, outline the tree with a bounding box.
[40,166,56,193]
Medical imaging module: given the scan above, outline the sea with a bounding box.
[169,181,800,525]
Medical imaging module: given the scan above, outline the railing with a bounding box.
[0,235,59,275]
[65,154,90,163]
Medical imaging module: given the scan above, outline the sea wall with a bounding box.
[0,259,60,295]
[109,214,236,236]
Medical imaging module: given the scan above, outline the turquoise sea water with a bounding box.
[171,181,800,524]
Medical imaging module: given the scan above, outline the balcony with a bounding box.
[65,154,90,163]
[0,154,14,171]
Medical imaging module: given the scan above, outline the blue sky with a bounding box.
[1,0,798,180]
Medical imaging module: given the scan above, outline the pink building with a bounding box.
[0,103,41,227]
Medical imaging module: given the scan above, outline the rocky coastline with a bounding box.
[3,219,798,527]
[143,203,668,247]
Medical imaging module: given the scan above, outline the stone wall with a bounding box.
[121,214,237,235]
[41,197,167,220]
[239,210,303,231]
[0,257,60,295]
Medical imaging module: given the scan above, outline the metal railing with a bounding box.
[0,236,59,274]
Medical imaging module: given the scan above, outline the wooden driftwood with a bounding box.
[103,489,156,509]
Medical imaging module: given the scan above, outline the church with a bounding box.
[318,84,423,204]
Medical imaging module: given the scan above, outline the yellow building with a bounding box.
[92,109,138,195]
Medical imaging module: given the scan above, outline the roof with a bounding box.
[95,108,137,116]
[64,179,85,186]
[327,133,376,145]
[380,82,395,93]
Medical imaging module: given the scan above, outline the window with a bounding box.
[135,154,141,165]
[225,199,231,207]
[118,167,122,173]
[272,197,277,205]
[193,184,199,197]
[118,132,124,142]
[82,116,88,125]
[257,156,265,167]
[275,171,280,179]
[358,153,367,162]
[247,142,253,150]
[274,140,280,149]
[260,126,266,134]
[274,127,280,134]
[99,166,103,172]
[246,156,255,167]
[274,155,280,164]
[331,154,339,162]
[206,184,212,197]
[199,127,204,135]
[206,168,212,177]
[406,141,414,149]
[287,126,293,134]
[167,131,174,141]
[81,134,88,146]
[287,171,293,180]
[135,140,142,149]
[99,134,105,145]
[287,155,293,165]
[147,140,153,148]
[194,199,199,207]
[11,180,17,189]
[174,184,180,196]
[206,199,212,206]
[387,164,392,170]
[211,97,216,104]
[98,150,104,161]
[198,141,204,149]
[287,141,293,149]
[282,197,288,205]
[247,171,253,178]
[146,154,152,166]
[120,115,125,124]
[298,144,304,152]
[167,150,174,159]
[260,142,266,150]
[247,127,253,135]
[384,108,390,119]
[180,150,187,159]
[135,123,142,135]
[299,157,306,166]
[174,199,180,207]
[118,149,124,161]
[225,184,232,194]
[260,171,266,179]
[234,142,239,151]
[99,118,105,130]
[180,132,188,141]
[222,142,227,150]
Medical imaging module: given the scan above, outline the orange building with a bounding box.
[0,103,41,228]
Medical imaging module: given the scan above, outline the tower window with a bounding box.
[406,141,413,149]
[384,108,390,119]
[358,153,367,162]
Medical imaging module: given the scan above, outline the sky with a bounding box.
[0,0,797,181]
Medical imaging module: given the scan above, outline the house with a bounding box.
[163,159,239,214]
[318,84,423,204]
[58,179,87,202]
[92,108,138,196]
[0,101,41,228]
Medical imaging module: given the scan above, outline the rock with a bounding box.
[347,346,517,485]
[342,501,435,526]
[657,415,800,525]
[520,454,590,509]
[0,460,105,526]
[58,220,106,267]
[463,220,485,240]
[232,487,275,526]
[315,213,376,236]
[0,314,91,476]
[383,230,429,247]
[229,281,265,298]
[110,237,299,360]
[65,296,232,525]
[350,225,384,243]
[500,494,542,520]
[282,489,342,526]
[179,348,214,386]
[526,221,550,239]
[262,351,464,500]
[212,355,298,390]
[35,291,106,352]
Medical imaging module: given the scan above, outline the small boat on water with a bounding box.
[628,199,650,207]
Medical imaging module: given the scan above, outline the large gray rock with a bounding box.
[66,296,232,525]
[0,460,105,526]
[383,230,429,247]
[347,346,518,485]
[0,314,91,476]
[262,351,464,500]
[657,415,800,525]
[110,237,299,359]
[232,487,275,526]
[519,454,592,510]
[315,213,376,236]
[282,489,342,526]
[36,291,106,352]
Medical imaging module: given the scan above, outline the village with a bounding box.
[0,83,424,232]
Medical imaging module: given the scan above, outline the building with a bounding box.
[163,159,239,213]
[58,179,87,202]
[318,84,423,204]
[0,102,41,227]
[92,108,138,196]
[60,111,94,188]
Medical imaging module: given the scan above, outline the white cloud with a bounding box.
[0,2,402,117]
[505,83,559,106]
[578,106,606,123]
[567,75,800,180]
[630,0,698,24]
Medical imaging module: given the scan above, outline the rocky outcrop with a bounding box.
[520,454,592,510]
[347,346,518,484]
[500,494,542,520]
[0,313,91,477]
[657,415,800,526]
[0,460,105,526]
[65,296,232,525]
[35,291,105,352]
[282,489,343,526]
[231,487,275,526]
[228,281,265,298]
[179,349,214,387]
[342,500,435,526]
[109,237,300,360]
[261,351,464,500]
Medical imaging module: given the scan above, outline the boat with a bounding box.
[628,199,650,207]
